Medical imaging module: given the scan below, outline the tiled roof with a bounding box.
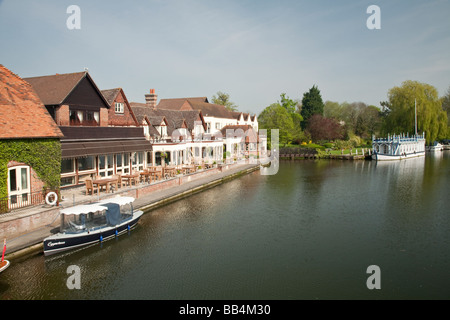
[220,125,259,142]
[101,88,121,106]
[188,101,235,119]
[157,97,208,110]
[130,102,206,135]
[0,64,63,139]
[23,71,86,105]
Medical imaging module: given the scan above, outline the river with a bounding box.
[1,152,449,300]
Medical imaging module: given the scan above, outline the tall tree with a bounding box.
[279,93,303,137]
[442,86,450,127]
[258,103,295,147]
[383,80,448,144]
[211,91,238,111]
[301,85,324,129]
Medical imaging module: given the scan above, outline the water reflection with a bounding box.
[1,153,450,299]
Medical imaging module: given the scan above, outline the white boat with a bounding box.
[1,238,9,273]
[43,196,143,256]
[426,142,443,152]
[372,133,426,161]
[372,99,426,161]
[0,260,10,273]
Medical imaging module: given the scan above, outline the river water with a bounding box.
[1,152,449,300]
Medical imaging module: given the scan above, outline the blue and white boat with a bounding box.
[43,196,143,256]
[372,99,426,161]
[372,133,426,161]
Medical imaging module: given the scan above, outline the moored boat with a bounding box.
[43,196,143,256]
[1,238,9,273]
[0,260,10,273]
[372,99,426,161]
[372,133,426,161]
[426,142,443,152]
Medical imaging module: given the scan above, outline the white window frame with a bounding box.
[115,102,124,114]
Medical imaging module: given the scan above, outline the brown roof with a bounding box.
[101,88,121,105]
[188,101,235,119]
[23,71,86,105]
[24,71,110,108]
[157,97,208,110]
[220,125,259,143]
[0,64,63,139]
[101,88,139,126]
[130,102,206,135]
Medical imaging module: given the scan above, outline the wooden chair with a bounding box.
[115,174,126,188]
[85,178,98,195]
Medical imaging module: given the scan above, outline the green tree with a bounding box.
[211,91,238,111]
[383,80,448,144]
[279,93,303,141]
[324,101,344,120]
[301,85,324,129]
[442,86,450,127]
[258,103,295,147]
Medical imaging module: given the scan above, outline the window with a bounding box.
[115,153,130,175]
[215,123,221,130]
[98,154,114,177]
[206,122,211,133]
[132,152,145,172]
[69,110,99,126]
[7,166,30,209]
[78,156,96,171]
[115,102,124,113]
[61,159,75,174]
[61,176,75,187]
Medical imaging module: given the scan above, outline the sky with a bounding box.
[1,0,449,115]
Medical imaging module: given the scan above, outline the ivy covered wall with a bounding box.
[0,139,61,200]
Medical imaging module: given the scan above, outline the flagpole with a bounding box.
[415,99,418,136]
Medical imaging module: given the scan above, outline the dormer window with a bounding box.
[115,102,124,114]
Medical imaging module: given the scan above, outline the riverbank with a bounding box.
[279,153,369,160]
[2,162,260,260]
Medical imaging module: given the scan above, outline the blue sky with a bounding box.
[1,0,449,115]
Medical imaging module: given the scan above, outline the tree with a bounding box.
[383,80,448,144]
[301,85,324,129]
[258,103,295,147]
[361,105,382,138]
[324,101,344,120]
[211,91,238,111]
[442,86,450,127]
[306,114,344,141]
[279,93,303,140]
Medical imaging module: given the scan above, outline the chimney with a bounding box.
[145,88,158,109]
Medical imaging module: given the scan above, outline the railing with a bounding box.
[0,190,58,214]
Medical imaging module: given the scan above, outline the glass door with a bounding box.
[98,155,114,177]
[7,166,31,209]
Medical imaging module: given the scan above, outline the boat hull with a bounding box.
[0,260,10,273]
[43,210,143,256]
[372,151,425,161]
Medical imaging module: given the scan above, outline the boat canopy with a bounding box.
[99,196,135,206]
[60,204,108,216]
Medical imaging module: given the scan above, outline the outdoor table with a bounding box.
[147,168,162,182]
[163,167,176,179]
[182,165,195,174]
[121,173,140,186]
[140,171,153,184]
[92,177,118,193]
